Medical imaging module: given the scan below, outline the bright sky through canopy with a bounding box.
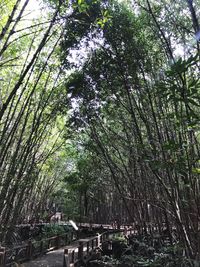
[26,0,42,19]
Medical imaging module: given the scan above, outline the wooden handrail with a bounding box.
[0,224,138,266]
[63,229,134,267]
[0,247,5,267]
[1,232,74,266]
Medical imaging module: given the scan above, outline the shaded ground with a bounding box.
[23,240,80,267]
[23,248,64,267]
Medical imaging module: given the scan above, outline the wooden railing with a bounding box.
[63,228,135,267]
[0,223,138,266]
[0,248,5,267]
[0,231,74,266]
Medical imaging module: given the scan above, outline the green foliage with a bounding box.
[118,237,192,267]
[38,224,72,239]
[1,0,200,262]
[112,234,127,243]
[60,0,200,259]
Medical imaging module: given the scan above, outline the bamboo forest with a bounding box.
[0,0,200,266]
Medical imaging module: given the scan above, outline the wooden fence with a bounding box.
[63,228,135,267]
[0,231,74,266]
[0,224,138,266]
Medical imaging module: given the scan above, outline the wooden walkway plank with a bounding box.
[23,248,64,267]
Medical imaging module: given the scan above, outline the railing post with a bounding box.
[56,234,60,249]
[65,233,68,245]
[0,247,5,266]
[48,238,51,249]
[105,232,109,240]
[71,231,73,242]
[87,241,90,254]
[71,250,75,265]
[102,233,106,242]
[100,234,103,244]
[27,240,33,260]
[97,234,100,247]
[78,241,83,261]
[40,240,43,254]
[63,248,70,267]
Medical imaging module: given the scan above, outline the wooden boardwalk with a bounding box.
[23,248,64,267]
[23,231,125,267]
[22,239,81,267]
[0,224,136,266]
[22,233,107,267]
